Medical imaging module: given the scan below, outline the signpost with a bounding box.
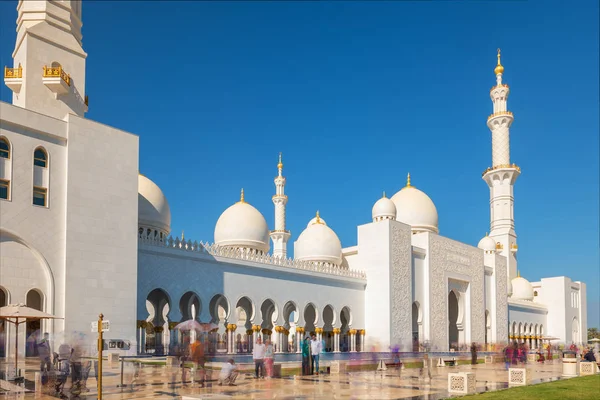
[94,314,109,400]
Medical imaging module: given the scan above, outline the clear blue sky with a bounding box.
[1,1,598,328]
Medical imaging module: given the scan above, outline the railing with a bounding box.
[487,111,513,121]
[139,234,367,280]
[42,65,71,86]
[4,66,22,79]
[482,163,521,176]
[490,83,509,92]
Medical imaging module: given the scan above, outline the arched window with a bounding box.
[0,138,10,159]
[34,148,48,168]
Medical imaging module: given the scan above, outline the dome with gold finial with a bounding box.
[494,48,504,75]
[390,173,439,234]
[511,271,534,301]
[138,173,172,237]
[478,233,497,253]
[295,211,342,266]
[372,192,397,222]
[214,189,270,253]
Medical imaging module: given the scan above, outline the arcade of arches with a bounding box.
[509,321,544,349]
[140,290,365,355]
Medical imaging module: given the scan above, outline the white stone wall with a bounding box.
[493,254,508,343]
[63,114,139,343]
[137,246,365,328]
[0,102,68,331]
[428,234,486,350]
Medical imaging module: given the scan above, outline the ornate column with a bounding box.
[283,328,290,352]
[359,329,366,352]
[315,327,323,345]
[349,329,357,352]
[226,324,237,354]
[333,328,341,353]
[252,325,261,345]
[296,327,304,353]
[274,326,283,353]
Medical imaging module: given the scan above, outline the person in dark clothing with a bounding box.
[583,348,597,362]
[301,337,310,376]
[470,342,478,365]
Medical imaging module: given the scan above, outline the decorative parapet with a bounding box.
[138,232,367,280]
[487,110,513,121]
[43,65,71,86]
[490,83,509,92]
[482,163,521,177]
[4,66,22,79]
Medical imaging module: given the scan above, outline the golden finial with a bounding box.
[517,270,521,278]
[494,48,504,75]
[181,230,185,240]
[406,173,412,188]
[277,152,283,170]
[239,188,245,203]
[382,191,386,198]
[316,210,321,222]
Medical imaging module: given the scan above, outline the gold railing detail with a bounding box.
[84,95,89,106]
[487,111,513,121]
[4,65,22,79]
[482,163,521,176]
[42,66,71,86]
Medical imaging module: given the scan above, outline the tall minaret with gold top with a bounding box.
[270,153,291,258]
[4,0,87,119]
[483,49,520,282]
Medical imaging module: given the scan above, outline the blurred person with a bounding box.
[583,347,596,362]
[302,337,310,376]
[218,359,238,386]
[470,342,478,365]
[189,337,206,388]
[253,337,266,379]
[55,341,72,397]
[178,336,191,386]
[37,332,53,383]
[264,339,274,378]
[310,334,322,375]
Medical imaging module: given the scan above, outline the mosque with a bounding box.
[0,1,587,360]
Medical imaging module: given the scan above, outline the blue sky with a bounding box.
[1,1,598,328]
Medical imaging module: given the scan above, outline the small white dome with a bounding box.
[372,193,397,222]
[390,174,438,234]
[138,174,171,234]
[214,191,270,253]
[295,213,342,266]
[478,234,496,252]
[511,275,534,301]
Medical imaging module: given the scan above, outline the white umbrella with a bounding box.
[0,304,62,379]
[588,338,600,343]
[174,320,218,333]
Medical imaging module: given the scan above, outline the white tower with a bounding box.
[270,153,291,258]
[3,0,88,119]
[482,49,520,283]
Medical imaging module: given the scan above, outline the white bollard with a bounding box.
[35,372,42,392]
[447,372,476,394]
[508,368,529,386]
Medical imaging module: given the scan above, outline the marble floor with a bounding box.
[1,358,568,399]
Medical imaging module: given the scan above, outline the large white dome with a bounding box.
[138,174,171,234]
[511,275,534,301]
[214,191,270,253]
[372,193,396,222]
[390,174,439,234]
[295,213,342,266]
[477,234,496,253]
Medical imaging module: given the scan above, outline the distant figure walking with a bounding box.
[311,334,322,375]
[470,342,478,365]
[302,337,311,376]
[253,337,266,379]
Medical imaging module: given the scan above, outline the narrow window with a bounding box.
[33,186,47,207]
[0,138,9,159]
[34,148,48,168]
[0,179,9,200]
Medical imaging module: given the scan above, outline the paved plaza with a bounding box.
[1,357,571,399]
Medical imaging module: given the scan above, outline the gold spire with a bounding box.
[485,232,488,236]
[181,230,185,240]
[405,173,412,188]
[239,188,245,203]
[494,48,504,75]
[277,152,283,170]
[382,191,386,198]
[315,210,323,224]
[517,270,520,278]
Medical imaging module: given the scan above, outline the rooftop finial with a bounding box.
[494,48,504,75]
[181,230,185,240]
[517,270,520,278]
[240,188,245,203]
[406,173,412,188]
[382,191,386,198]
[486,232,488,236]
[277,152,283,170]
[316,210,322,224]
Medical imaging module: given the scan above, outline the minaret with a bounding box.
[270,153,291,258]
[483,49,520,282]
[4,1,87,119]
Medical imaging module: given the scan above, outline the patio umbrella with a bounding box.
[588,338,600,343]
[0,303,62,380]
[174,320,218,333]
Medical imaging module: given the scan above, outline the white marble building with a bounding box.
[0,1,587,359]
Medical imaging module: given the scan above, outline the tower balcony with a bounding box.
[4,65,23,93]
[42,65,71,94]
[487,111,513,122]
[482,163,521,177]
